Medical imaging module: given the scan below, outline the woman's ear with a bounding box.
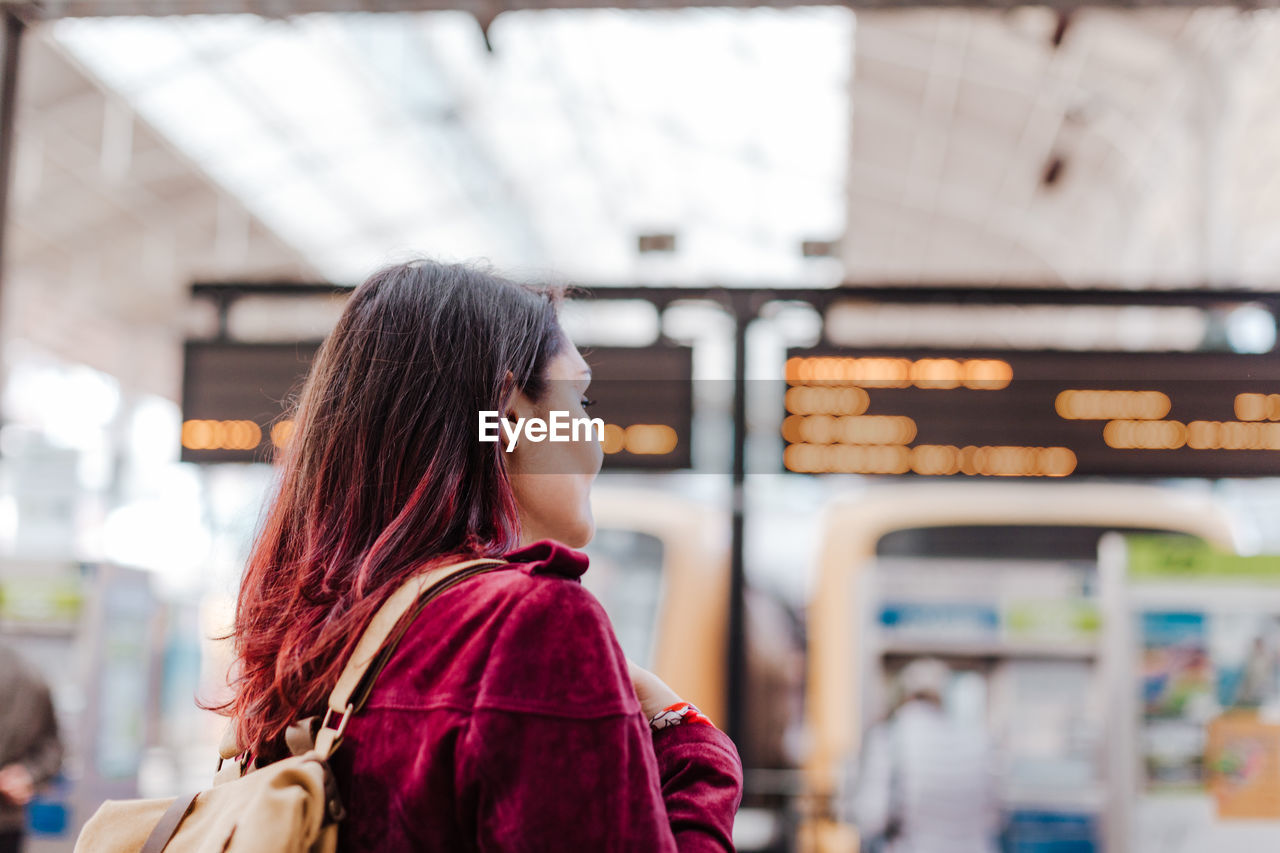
[501,370,535,424]
[504,386,540,424]
[503,387,542,472]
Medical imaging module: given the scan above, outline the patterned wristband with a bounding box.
[648,701,714,731]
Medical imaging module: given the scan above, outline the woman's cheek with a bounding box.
[587,435,604,476]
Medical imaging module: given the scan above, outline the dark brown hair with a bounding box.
[223,260,563,755]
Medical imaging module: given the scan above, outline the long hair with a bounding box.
[223,260,564,756]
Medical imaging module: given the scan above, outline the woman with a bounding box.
[225,260,742,851]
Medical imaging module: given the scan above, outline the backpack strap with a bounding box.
[313,558,506,758]
[140,792,198,853]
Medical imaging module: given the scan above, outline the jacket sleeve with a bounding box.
[458,578,743,852]
[20,676,63,787]
[650,723,742,849]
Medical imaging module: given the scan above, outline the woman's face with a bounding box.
[505,342,603,549]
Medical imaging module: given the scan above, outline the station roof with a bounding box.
[14,3,1280,306]
[11,31,317,397]
[843,7,1280,287]
[7,0,1279,19]
[39,8,851,286]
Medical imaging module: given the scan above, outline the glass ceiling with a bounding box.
[53,9,853,286]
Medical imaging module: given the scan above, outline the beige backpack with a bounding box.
[74,559,506,853]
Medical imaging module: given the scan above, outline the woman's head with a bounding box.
[504,341,603,547]
[225,260,601,753]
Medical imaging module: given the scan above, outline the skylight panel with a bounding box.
[54,7,852,284]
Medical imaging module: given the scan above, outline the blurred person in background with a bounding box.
[0,645,63,853]
[1234,635,1276,708]
[851,658,998,853]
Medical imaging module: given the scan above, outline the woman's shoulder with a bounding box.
[377,540,636,717]
[466,539,606,621]
[469,540,639,717]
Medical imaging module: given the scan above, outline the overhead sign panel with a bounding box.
[180,341,320,464]
[783,348,1280,478]
[181,341,693,469]
[582,344,694,470]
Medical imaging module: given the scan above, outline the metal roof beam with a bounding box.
[10,0,1280,22]
[191,281,1280,311]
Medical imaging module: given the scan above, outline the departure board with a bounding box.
[581,344,694,470]
[782,348,1280,478]
[181,341,321,464]
[181,340,693,469]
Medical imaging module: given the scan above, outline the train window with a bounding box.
[876,525,1202,561]
[581,529,665,668]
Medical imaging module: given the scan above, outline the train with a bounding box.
[582,481,1244,853]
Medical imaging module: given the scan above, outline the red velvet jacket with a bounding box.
[329,540,744,851]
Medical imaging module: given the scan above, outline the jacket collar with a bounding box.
[503,539,589,579]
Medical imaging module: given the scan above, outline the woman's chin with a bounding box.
[561,518,595,549]
[555,513,595,549]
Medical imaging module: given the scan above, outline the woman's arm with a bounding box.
[458,578,743,851]
[464,708,740,852]
[630,659,741,848]
[650,722,742,849]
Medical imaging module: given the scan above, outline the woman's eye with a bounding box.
[581,397,597,409]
